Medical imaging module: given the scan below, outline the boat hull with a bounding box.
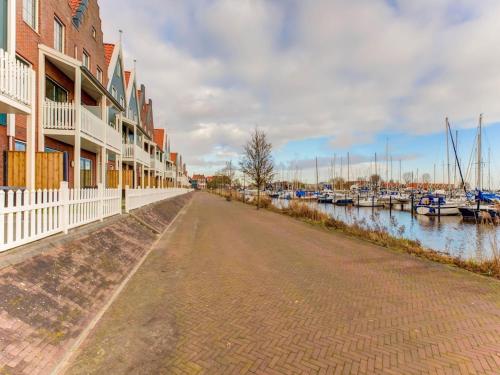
[458,207,499,221]
[318,198,333,204]
[415,205,459,216]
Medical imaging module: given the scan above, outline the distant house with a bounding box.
[192,174,207,190]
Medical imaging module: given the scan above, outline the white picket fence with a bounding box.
[0,49,32,107]
[124,187,191,212]
[0,182,121,252]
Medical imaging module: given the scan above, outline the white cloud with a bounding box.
[99,0,500,176]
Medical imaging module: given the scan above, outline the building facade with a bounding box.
[0,0,189,191]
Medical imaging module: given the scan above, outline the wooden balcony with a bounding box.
[0,49,33,114]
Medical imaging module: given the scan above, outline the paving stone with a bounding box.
[63,193,500,374]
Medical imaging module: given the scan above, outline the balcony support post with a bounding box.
[99,147,106,187]
[133,125,137,188]
[26,70,36,190]
[74,68,81,189]
[37,51,46,151]
[118,115,123,190]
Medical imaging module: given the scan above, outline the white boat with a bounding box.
[415,195,460,216]
[355,196,384,207]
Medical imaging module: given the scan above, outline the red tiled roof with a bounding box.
[103,43,115,67]
[154,129,165,151]
[170,152,178,164]
[68,0,81,15]
[124,71,131,86]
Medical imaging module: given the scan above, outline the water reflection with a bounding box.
[273,199,499,260]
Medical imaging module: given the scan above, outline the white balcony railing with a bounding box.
[81,105,105,142]
[122,143,150,166]
[0,49,32,111]
[43,101,76,130]
[43,101,121,153]
[123,143,134,158]
[106,124,121,152]
[150,157,165,173]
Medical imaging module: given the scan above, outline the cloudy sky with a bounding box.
[100,0,500,187]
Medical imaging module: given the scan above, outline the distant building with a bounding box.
[192,174,207,189]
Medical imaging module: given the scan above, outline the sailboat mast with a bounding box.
[488,147,491,191]
[347,152,350,189]
[333,153,336,190]
[315,157,319,192]
[446,118,450,194]
[386,137,389,189]
[340,156,343,190]
[399,159,402,188]
[477,114,482,190]
[374,152,378,190]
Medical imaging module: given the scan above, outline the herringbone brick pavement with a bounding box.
[66,193,500,375]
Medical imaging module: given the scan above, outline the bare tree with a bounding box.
[403,172,413,185]
[240,128,274,209]
[422,173,431,184]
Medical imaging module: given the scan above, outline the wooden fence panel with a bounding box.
[122,169,133,188]
[106,170,119,188]
[6,151,26,187]
[35,152,63,190]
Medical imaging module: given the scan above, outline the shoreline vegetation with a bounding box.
[212,189,500,280]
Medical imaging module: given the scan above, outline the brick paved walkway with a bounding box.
[66,193,500,375]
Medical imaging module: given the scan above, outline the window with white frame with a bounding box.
[23,0,37,30]
[54,17,64,53]
[96,67,103,83]
[120,96,125,108]
[82,50,90,69]
[111,86,117,99]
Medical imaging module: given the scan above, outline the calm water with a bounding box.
[273,199,499,260]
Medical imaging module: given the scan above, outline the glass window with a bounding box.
[0,114,6,126]
[92,27,96,40]
[111,86,117,99]
[82,50,90,69]
[54,17,64,52]
[45,77,68,102]
[120,96,125,107]
[44,146,58,152]
[0,0,7,50]
[80,157,93,187]
[15,141,26,151]
[23,0,37,30]
[96,67,102,83]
